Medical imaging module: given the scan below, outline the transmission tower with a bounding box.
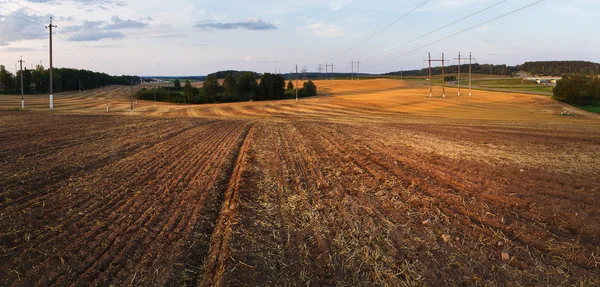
[317,64,324,80]
[425,53,449,98]
[454,52,476,96]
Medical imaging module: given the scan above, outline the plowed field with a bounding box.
[1,79,599,286]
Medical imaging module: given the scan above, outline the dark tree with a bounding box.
[303,80,317,97]
[237,72,258,101]
[287,80,294,91]
[258,73,285,101]
[173,79,182,90]
[203,74,220,103]
[0,65,14,91]
[223,73,236,100]
[184,80,193,103]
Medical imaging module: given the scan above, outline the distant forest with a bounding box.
[385,61,600,77]
[0,65,140,94]
[144,70,260,83]
[516,61,600,76]
[554,74,600,106]
[385,64,513,77]
[136,72,317,104]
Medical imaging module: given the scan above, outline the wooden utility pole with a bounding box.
[295,65,298,101]
[457,52,461,96]
[19,56,25,109]
[429,53,432,97]
[325,62,328,80]
[357,60,361,80]
[129,78,133,115]
[454,52,472,96]
[442,53,446,98]
[469,53,476,96]
[350,60,354,80]
[46,17,56,110]
[425,53,449,98]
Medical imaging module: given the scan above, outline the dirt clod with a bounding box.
[441,234,451,243]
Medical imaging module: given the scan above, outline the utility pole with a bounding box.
[357,60,360,81]
[400,66,403,80]
[350,60,354,80]
[46,17,56,111]
[129,78,133,115]
[154,82,157,108]
[469,53,476,96]
[302,66,308,80]
[317,64,324,80]
[295,65,298,101]
[325,63,328,81]
[331,63,335,80]
[429,53,432,97]
[19,56,25,109]
[424,53,449,98]
[442,53,446,98]
[457,52,461,96]
[454,52,471,96]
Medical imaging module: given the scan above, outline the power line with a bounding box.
[2,2,124,75]
[363,0,508,64]
[8,0,44,15]
[364,0,546,71]
[478,53,600,56]
[328,0,431,61]
[0,9,43,25]
[54,22,123,74]
[0,5,45,24]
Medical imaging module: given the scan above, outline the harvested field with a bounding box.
[1,79,599,286]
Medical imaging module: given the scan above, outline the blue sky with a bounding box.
[0,0,598,76]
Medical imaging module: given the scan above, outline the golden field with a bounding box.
[0,79,599,286]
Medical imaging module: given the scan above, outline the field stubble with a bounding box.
[0,79,599,286]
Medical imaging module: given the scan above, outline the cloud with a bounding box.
[195,18,277,31]
[105,15,149,29]
[1,46,38,52]
[417,0,482,12]
[298,22,345,38]
[329,0,353,11]
[0,9,47,46]
[27,0,126,5]
[62,15,149,41]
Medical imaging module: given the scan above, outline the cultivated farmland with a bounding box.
[1,79,599,286]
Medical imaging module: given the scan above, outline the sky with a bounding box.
[0,0,599,76]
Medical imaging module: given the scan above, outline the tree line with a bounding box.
[554,74,600,106]
[385,61,600,78]
[136,72,317,104]
[0,65,140,94]
[385,63,514,77]
[516,61,600,76]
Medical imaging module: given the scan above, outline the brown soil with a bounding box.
[0,80,599,286]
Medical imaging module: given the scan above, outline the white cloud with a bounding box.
[298,22,345,37]
[329,0,353,11]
